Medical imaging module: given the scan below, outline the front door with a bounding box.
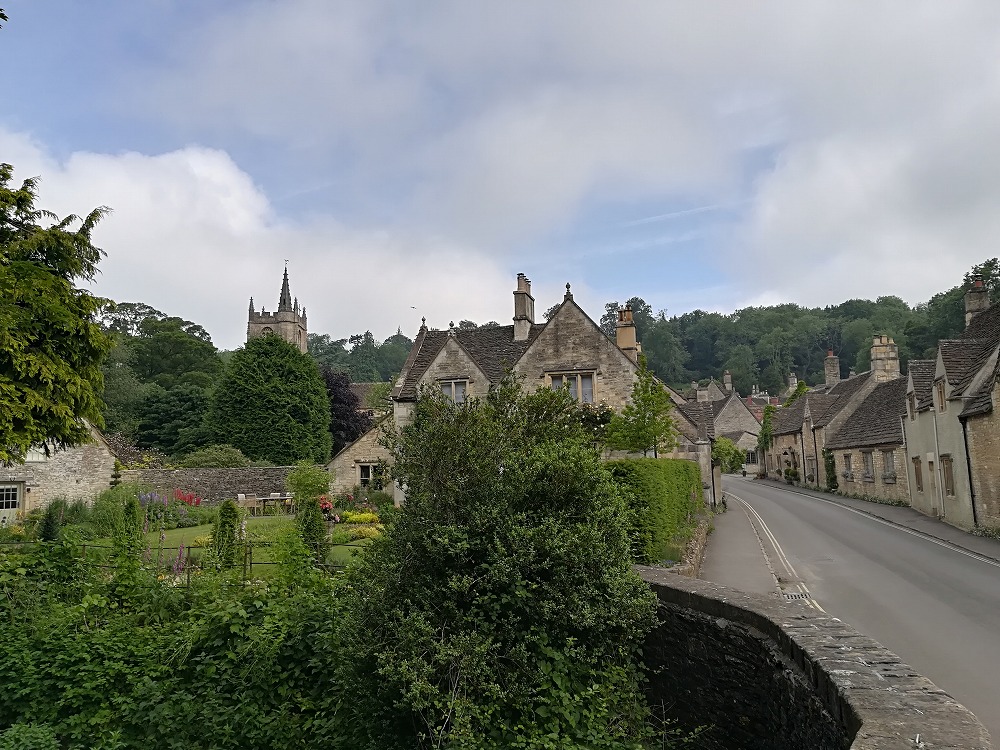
[0,484,21,526]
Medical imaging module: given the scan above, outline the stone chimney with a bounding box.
[965,277,990,327]
[824,350,841,387]
[787,372,798,391]
[697,387,709,403]
[512,273,535,341]
[870,334,900,382]
[616,304,639,363]
[723,370,733,392]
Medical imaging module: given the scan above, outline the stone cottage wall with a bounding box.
[22,432,117,510]
[119,467,298,502]
[833,445,910,505]
[638,569,991,750]
[965,382,1000,528]
[327,421,394,496]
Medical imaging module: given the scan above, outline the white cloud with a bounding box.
[0,128,519,350]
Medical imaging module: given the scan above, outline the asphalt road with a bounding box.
[711,476,1000,743]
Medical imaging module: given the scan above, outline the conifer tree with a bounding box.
[207,336,332,464]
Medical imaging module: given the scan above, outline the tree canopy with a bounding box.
[0,164,112,463]
[208,335,332,464]
[606,357,677,458]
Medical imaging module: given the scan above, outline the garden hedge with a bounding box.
[606,458,704,564]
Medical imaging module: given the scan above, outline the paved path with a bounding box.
[702,476,1000,743]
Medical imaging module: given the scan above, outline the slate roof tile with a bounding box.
[908,360,936,411]
[677,401,716,441]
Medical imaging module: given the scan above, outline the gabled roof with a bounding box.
[349,382,378,408]
[813,372,873,427]
[394,323,544,401]
[908,360,936,411]
[677,401,715,441]
[771,398,806,436]
[934,302,1000,413]
[825,378,908,450]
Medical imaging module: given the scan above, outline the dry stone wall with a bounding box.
[119,466,300,502]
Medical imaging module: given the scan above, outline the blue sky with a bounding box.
[4,1,1000,350]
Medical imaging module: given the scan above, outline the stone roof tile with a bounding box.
[825,378,908,450]
[677,401,716,441]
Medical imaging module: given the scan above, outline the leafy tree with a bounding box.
[207,336,332,464]
[320,367,373,455]
[606,357,677,457]
[0,164,113,463]
[365,381,393,416]
[130,316,221,390]
[543,303,560,321]
[375,330,412,382]
[347,331,380,382]
[285,461,331,503]
[712,436,745,474]
[307,332,351,371]
[176,444,251,468]
[135,384,213,456]
[338,379,657,749]
[99,301,165,337]
[99,335,153,438]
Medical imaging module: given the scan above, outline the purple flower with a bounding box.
[172,544,186,575]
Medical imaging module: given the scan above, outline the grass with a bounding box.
[86,515,373,578]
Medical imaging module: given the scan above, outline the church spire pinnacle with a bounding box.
[278,265,293,312]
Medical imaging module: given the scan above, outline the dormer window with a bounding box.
[549,372,594,403]
[440,380,467,403]
[935,380,947,412]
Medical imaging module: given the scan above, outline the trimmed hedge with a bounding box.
[606,458,704,564]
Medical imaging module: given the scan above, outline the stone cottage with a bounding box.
[824,377,910,504]
[328,275,715,504]
[1,422,117,524]
[904,281,1000,530]
[764,337,902,488]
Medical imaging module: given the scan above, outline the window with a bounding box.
[745,451,758,465]
[935,380,947,412]
[358,463,383,490]
[440,380,467,403]
[908,393,916,420]
[942,455,955,496]
[912,457,923,492]
[843,454,853,481]
[882,451,896,483]
[0,485,19,511]
[550,373,594,403]
[260,326,274,335]
[862,451,875,481]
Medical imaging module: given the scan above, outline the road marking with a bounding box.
[737,479,1000,571]
[730,492,826,612]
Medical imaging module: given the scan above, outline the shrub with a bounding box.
[342,511,379,524]
[286,462,331,503]
[38,506,61,543]
[337,378,658,749]
[297,497,330,563]
[176,444,252,468]
[606,458,704,564]
[212,500,240,568]
[91,483,142,538]
[347,525,381,540]
[0,723,60,750]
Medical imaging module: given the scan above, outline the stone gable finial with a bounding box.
[564,282,573,301]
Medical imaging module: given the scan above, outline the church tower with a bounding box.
[247,266,308,353]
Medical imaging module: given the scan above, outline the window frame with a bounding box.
[935,380,947,412]
[358,463,384,490]
[439,379,468,404]
[912,457,923,492]
[881,450,896,483]
[843,453,854,481]
[0,484,20,512]
[548,371,596,404]
[861,451,875,482]
[941,454,955,497]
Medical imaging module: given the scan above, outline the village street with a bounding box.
[704,476,1000,743]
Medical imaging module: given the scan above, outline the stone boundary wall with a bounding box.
[667,516,710,578]
[638,568,991,750]
[119,467,299,502]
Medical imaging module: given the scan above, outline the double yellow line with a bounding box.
[728,492,826,612]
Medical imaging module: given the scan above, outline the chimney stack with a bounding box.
[788,372,798,391]
[965,277,990,327]
[697,387,709,403]
[824,350,841,387]
[616,304,639,363]
[723,370,733,392]
[870,334,900,382]
[512,273,535,341]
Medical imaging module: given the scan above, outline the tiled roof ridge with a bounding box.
[825,377,909,450]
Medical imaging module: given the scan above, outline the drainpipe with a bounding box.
[931,408,945,519]
[960,418,980,528]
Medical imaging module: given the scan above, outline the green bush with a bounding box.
[342,511,379,524]
[91,483,142,538]
[347,525,381,540]
[176,444,252,468]
[606,458,704,564]
[0,723,59,750]
[212,500,240,568]
[297,496,330,563]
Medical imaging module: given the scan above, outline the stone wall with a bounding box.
[515,300,637,411]
[119,466,299,502]
[965,383,1000,528]
[638,569,991,750]
[833,445,910,505]
[418,337,492,400]
[21,427,117,511]
[327,419,395,497]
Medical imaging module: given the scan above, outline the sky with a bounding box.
[4,2,1000,350]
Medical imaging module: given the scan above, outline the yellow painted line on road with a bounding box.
[729,492,826,612]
